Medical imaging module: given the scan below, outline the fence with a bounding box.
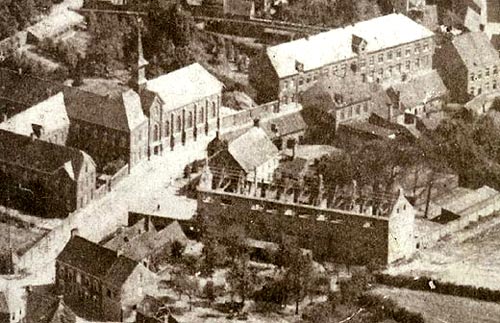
[0,31,27,56]
[219,100,280,132]
[109,163,129,189]
[417,193,500,249]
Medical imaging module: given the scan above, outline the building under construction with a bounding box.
[196,164,416,265]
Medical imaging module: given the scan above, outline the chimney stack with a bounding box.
[70,228,79,238]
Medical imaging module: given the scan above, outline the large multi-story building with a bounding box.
[141,63,224,155]
[249,13,435,104]
[0,92,70,145]
[56,235,156,322]
[451,0,500,51]
[435,32,500,102]
[0,130,96,216]
[197,163,416,265]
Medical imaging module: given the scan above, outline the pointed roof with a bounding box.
[63,88,147,132]
[146,63,224,111]
[0,92,69,137]
[267,13,434,78]
[57,236,140,287]
[0,129,94,179]
[227,127,279,173]
[26,292,76,323]
[452,32,500,69]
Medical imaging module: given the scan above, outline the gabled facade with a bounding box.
[435,32,500,102]
[0,130,96,216]
[249,13,435,104]
[143,63,223,154]
[56,235,155,322]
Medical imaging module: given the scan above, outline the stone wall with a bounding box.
[198,189,391,265]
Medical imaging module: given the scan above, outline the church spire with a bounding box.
[129,20,149,93]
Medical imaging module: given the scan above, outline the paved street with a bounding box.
[0,135,213,290]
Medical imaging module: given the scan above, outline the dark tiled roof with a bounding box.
[342,122,396,138]
[0,292,8,313]
[64,88,146,132]
[0,69,144,132]
[487,0,500,23]
[26,292,76,323]
[0,68,63,116]
[491,34,500,50]
[57,236,139,287]
[0,129,91,178]
[106,256,139,287]
[227,127,279,173]
[452,32,500,69]
[303,76,374,113]
[261,112,306,139]
[389,70,447,109]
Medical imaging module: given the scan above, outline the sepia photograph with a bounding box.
[0,0,499,322]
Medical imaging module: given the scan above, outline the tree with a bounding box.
[171,273,198,310]
[226,255,258,305]
[203,280,216,306]
[278,239,314,315]
[170,240,185,261]
[339,270,372,304]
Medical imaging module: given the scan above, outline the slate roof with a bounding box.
[25,292,76,323]
[0,68,64,114]
[0,292,8,314]
[0,69,146,133]
[452,32,500,69]
[0,129,93,180]
[146,63,224,112]
[261,111,306,138]
[227,127,279,173]
[26,11,84,41]
[342,122,397,138]
[441,185,500,217]
[487,0,500,23]
[389,70,447,109]
[0,92,69,136]
[267,13,434,78]
[57,236,139,287]
[108,221,188,262]
[64,88,147,132]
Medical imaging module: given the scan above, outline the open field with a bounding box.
[373,286,500,323]
[0,222,46,255]
[388,219,500,290]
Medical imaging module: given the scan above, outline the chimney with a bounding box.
[18,68,22,75]
[253,118,260,127]
[30,133,37,141]
[70,228,79,238]
[387,104,393,121]
[2,113,7,122]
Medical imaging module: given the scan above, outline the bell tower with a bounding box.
[129,22,149,93]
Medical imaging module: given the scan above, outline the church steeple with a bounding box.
[129,24,149,93]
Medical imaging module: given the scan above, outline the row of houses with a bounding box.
[0,34,223,216]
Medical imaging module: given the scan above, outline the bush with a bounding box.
[375,273,500,303]
[359,294,425,323]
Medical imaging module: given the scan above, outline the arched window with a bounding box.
[176,115,182,132]
[199,106,204,123]
[211,102,217,117]
[187,111,193,128]
[165,121,170,137]
[153,124,160,141]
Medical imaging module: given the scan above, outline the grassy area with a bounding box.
[0,221,46,255]
[387,218,500,290]
[373,286,500,323]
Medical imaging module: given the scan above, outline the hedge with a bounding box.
[359,294,425,323]
[376,273,500,302]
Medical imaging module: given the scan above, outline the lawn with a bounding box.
[387,219,500,290]
[372,286,500,323]
[0,221,46,255]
